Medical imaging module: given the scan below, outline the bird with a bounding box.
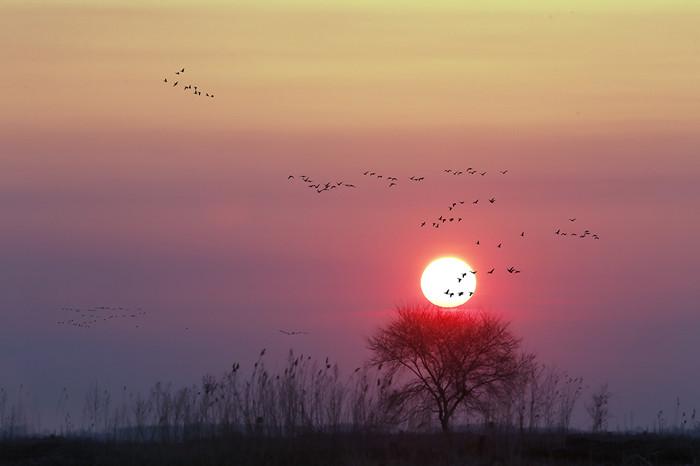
[569,218,576,222]
[279,330,308,336]
[476,240,480,245]
[473,199,479,204]
[173,81,178,87]
[507,267,516,273]
[388,182,396,187]
[288,175,294,180]
[458,292,464,296]
[487,268,495,274]
[444,289,450,295]
[497,243,502,248]
[500,170,508,174]
[470,270,477,275]
[489,198,496,203]
[420,221,426,227]
[163,78,168,83]
[520,231,525,237]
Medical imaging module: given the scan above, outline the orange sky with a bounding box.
[2,2,699,134]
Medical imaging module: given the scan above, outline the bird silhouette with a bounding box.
[487,268,495,274]
[489,197,496,203]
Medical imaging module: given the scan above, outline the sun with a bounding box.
[420,257,476,308]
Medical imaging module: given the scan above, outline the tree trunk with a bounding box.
[440,414,450,432]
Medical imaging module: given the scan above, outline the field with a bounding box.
[2,432,699,466]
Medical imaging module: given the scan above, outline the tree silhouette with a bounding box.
[368,304,530,432]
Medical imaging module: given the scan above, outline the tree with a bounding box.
[585,383,611,433]
[367,304,531,432]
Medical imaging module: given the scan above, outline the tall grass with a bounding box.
[1,350,697,442]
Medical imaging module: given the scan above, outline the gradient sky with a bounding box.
[1,0,699,430]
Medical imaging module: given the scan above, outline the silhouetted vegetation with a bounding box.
[1,306,699,465]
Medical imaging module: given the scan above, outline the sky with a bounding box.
[1,0,699,430]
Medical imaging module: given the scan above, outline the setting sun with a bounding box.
[420,257,476,308]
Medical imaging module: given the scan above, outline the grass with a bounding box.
[2,432,700,465]
[2,348,700,465]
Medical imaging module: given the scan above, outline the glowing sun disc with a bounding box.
[420,257,476,308]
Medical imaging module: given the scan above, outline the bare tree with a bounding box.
[586,383,611,433]
[367,304,531,432]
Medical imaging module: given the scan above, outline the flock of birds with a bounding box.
[56,76,600,331]
[554,218,601,240]
[287,175,356,194]
[421,197,500,229]
[285,166,602,307]
[56,306,147,329]
[162,67,216,98]
[443,263,526,299]
[443,168,508,177]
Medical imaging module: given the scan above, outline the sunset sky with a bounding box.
[1,0,699,428]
